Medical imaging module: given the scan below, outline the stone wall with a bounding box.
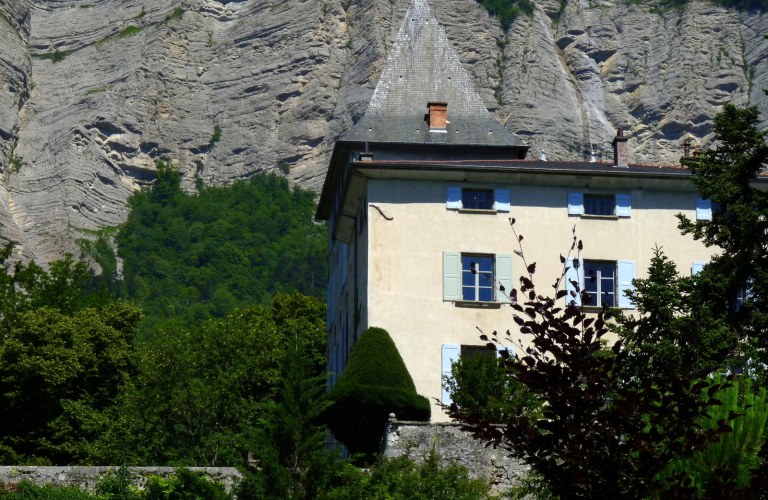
[379,416,529,496]
[0,466,242,493]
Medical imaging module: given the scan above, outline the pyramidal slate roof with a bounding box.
[342,0,521,147]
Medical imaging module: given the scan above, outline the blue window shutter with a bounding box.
[696,198,712,220]
[617,260,636,309]
[692,262,706,275]
[493,189,511,212]
[615,194,632,217]
[326,283,332,329]
[446,187,462,210]
[495,254,514,303]
[443,252,461,301]
[568,193,584,215]
[565,258,582,306]
[441,344,460,404]
[496,345,515,359]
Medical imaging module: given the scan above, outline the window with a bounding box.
[584,261,616,307]
[443,253,513,303]
[462,189,493,210]
[446,187,510,212]
[568,193,631,217]
[584,195,614,216]
[461,345,495,358]
[462,255,494,302]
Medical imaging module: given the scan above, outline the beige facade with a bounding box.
[325,165,715,421]
[318,0,721,424]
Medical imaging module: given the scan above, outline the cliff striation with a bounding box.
[0,0,766,262]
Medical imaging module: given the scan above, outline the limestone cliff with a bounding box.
[0,0,766,262]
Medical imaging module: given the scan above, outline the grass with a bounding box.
[84,85,113,96]
[158,7,184,25]
[1,12,15,30]
[35,50,72,63]
[80,4,94,8]
[210,124,222,146]
[133,8,146,20]
[8,156,23,175]
[117,25,143,38]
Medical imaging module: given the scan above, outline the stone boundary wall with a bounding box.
[0,467,242,493]
[379,416,529,495]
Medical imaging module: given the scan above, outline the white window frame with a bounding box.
[583,194,615,216]
[461,254,495,302]
[583,260,617,307]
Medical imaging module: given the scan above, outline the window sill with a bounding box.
[458,209,498,214]
[454,301,503,309]
[579,215,620,220]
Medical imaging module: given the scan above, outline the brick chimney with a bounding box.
[428,103,447,132]
[612,127,628,168]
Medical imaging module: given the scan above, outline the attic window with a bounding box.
[428,103,447,133]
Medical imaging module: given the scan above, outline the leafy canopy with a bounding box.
[442,349,542,423]
[676,104,768,381]
[116,160,327,340]
[0,301,142,465]
[447,224,736,500]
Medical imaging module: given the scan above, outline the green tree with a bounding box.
[613,247,732,380]
[662,375,768,495]
[442,349,542,423]
[89,293,326,467]
[325,327,430,463]
[0,301,142,464]
[239,335,342,500]
[0,241,114,340]
[675,104,768,382]
[117,161,327,341]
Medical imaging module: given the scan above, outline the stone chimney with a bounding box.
[612,127,628,168]
[428,103,447,132]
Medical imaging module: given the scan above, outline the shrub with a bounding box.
[325,327,430,461]
[443,349,542,423]
[0,481,93,499]
[320,448,496,500]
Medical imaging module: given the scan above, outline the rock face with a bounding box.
[0,0,766,262]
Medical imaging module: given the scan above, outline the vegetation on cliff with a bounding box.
[106,161,327,341]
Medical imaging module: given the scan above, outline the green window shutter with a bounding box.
[495,254,513,303]
[443,252,461,301]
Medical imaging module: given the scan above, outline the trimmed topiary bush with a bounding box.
[325,327,430,461]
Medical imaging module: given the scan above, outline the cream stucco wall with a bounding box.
[363,177,714,421]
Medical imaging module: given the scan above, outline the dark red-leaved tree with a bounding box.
[443,222,747,500]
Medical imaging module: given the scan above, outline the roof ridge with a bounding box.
[340,0,520,147]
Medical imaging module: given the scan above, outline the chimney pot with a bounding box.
[682,139,692,158]
[612,128,629,168]
[428,103,447,132]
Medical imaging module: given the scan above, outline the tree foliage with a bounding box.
[448,225,736,500]
[325,327,430,462]
[84,293,326,468]
[663,375,768,494]
[613,246,732,380]
[320,449,498,500]
[238,334,343,500]
[0,302,142,465]
[476,0,534,29]
[0,241,114,340]
[117,160,327,340]
[442,349,542,423]
[674,104,768,381]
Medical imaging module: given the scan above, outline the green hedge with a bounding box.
[326,327,430,461]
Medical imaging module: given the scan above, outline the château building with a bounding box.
[316,0,715,421]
